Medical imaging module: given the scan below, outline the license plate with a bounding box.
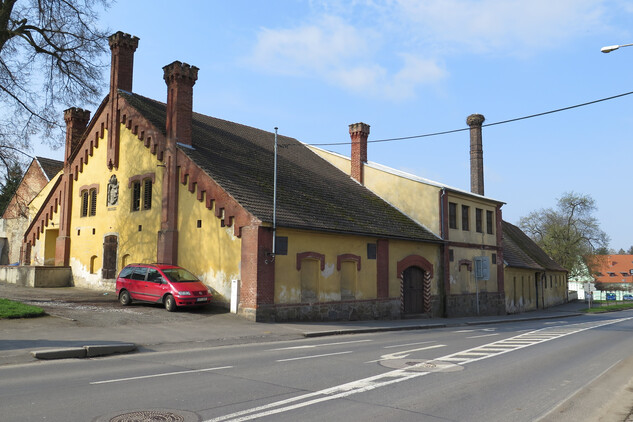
[196,298,208,302]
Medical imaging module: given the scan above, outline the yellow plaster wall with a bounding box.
[67,126,162,287]
[273,228,378,303]
[445,192,498,246]
[308,147,351,175]
[448,247,499,294]
[504,267,537,312]
[177,180,242,302]
[273,229,441,304]
[364,167,442,235]
[388,240,441,297]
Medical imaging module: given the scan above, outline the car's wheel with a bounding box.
[119,290,132,306]
[164,294,177,312]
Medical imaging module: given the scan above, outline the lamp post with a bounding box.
[601,43,633,53]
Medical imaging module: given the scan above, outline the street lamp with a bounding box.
[601,43,633,53]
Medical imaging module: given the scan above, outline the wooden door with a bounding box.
[403,266,424,314]
[102,235,118,279]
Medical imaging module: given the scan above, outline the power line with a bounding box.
[306,90,633,147]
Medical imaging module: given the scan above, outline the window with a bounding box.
[462,205,470,231]
[89,189,97,216]
[475,208,483,233]
[367,243,377,260]
[492,253,496,265]
[129,174,155,212]
[449,249,454,262]
[275,236,288,255]
[449,202,457,229]
[132,181,141,211]
[486,210,494,234]
[81,191,89,217]
[143,179,152,210]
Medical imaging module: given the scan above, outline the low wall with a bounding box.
[0,266,72,287]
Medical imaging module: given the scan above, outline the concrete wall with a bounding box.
[0,266,72,287]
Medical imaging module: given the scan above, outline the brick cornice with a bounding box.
[337,253,361,271]
[296,251,326,271]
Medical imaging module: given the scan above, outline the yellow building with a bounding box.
[23,32,447,321]
[311,125,506,317]
[502,221,568,312]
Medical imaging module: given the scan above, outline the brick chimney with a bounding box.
[467,114,485,196]
[63,107,90,166]
[349,122,370,184]
[108,31,139,94]
[163,61,199,147]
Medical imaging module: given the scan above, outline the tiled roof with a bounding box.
[587,255,633,284]
[36,157,63,181]
[502,221,567,272]
[121,91,440,243]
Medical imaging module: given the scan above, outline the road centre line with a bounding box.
[269,339,372,351]
[90,366,233,385]
[276,351,353,362]
[383,341,436,349]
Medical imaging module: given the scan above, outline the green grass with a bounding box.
[584,302,633,314]
[0,298,46,319]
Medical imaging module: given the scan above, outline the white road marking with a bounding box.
[467,333,499,339]
[206,316,633,422]
[269,339,372,351]
[453,329,475,333]
[366,344,446,363]
[90,366,233,385]
[276,351,353,362]
[206,368,429,422]
[383,341,436,349]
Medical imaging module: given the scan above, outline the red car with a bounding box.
[116,263,212,312]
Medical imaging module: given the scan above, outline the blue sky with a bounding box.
[35,0,633,250]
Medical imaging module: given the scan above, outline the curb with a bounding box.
[31,343,137,360]
[304,323,447,338]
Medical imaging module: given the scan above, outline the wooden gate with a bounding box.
[102,235,118,279]
[403,266,425,314]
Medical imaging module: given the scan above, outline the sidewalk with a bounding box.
[0,282,586,365]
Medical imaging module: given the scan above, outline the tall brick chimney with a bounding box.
[107,32,139,170]
[108,32,139,94]
[349,122,370,184]
[467,114,485,196]
[163,61,199,147]
[63,107,90,166]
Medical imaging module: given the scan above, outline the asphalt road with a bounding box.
[2,312,633,421]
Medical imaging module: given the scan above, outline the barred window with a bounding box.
[81,191,89,217]
[132,181,141,211]
[89,189,97,216]
[143,179,152,210]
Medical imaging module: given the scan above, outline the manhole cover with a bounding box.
[95,409,200,422]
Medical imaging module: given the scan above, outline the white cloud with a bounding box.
[247,14,446,100]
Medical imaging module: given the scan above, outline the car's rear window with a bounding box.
[162,268,198,283]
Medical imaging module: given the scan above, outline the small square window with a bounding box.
[449,249,454,262]
[367,243,377,260]
[275,236,288,255]
[92,228,96,235]
[138,225,142,232]
[197,220,202,228]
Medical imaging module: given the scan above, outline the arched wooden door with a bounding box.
[402,266,425,314]
[102,235,118,279]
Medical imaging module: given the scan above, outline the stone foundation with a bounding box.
[445,292,505,317]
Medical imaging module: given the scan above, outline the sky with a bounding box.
[33,0,633,250]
